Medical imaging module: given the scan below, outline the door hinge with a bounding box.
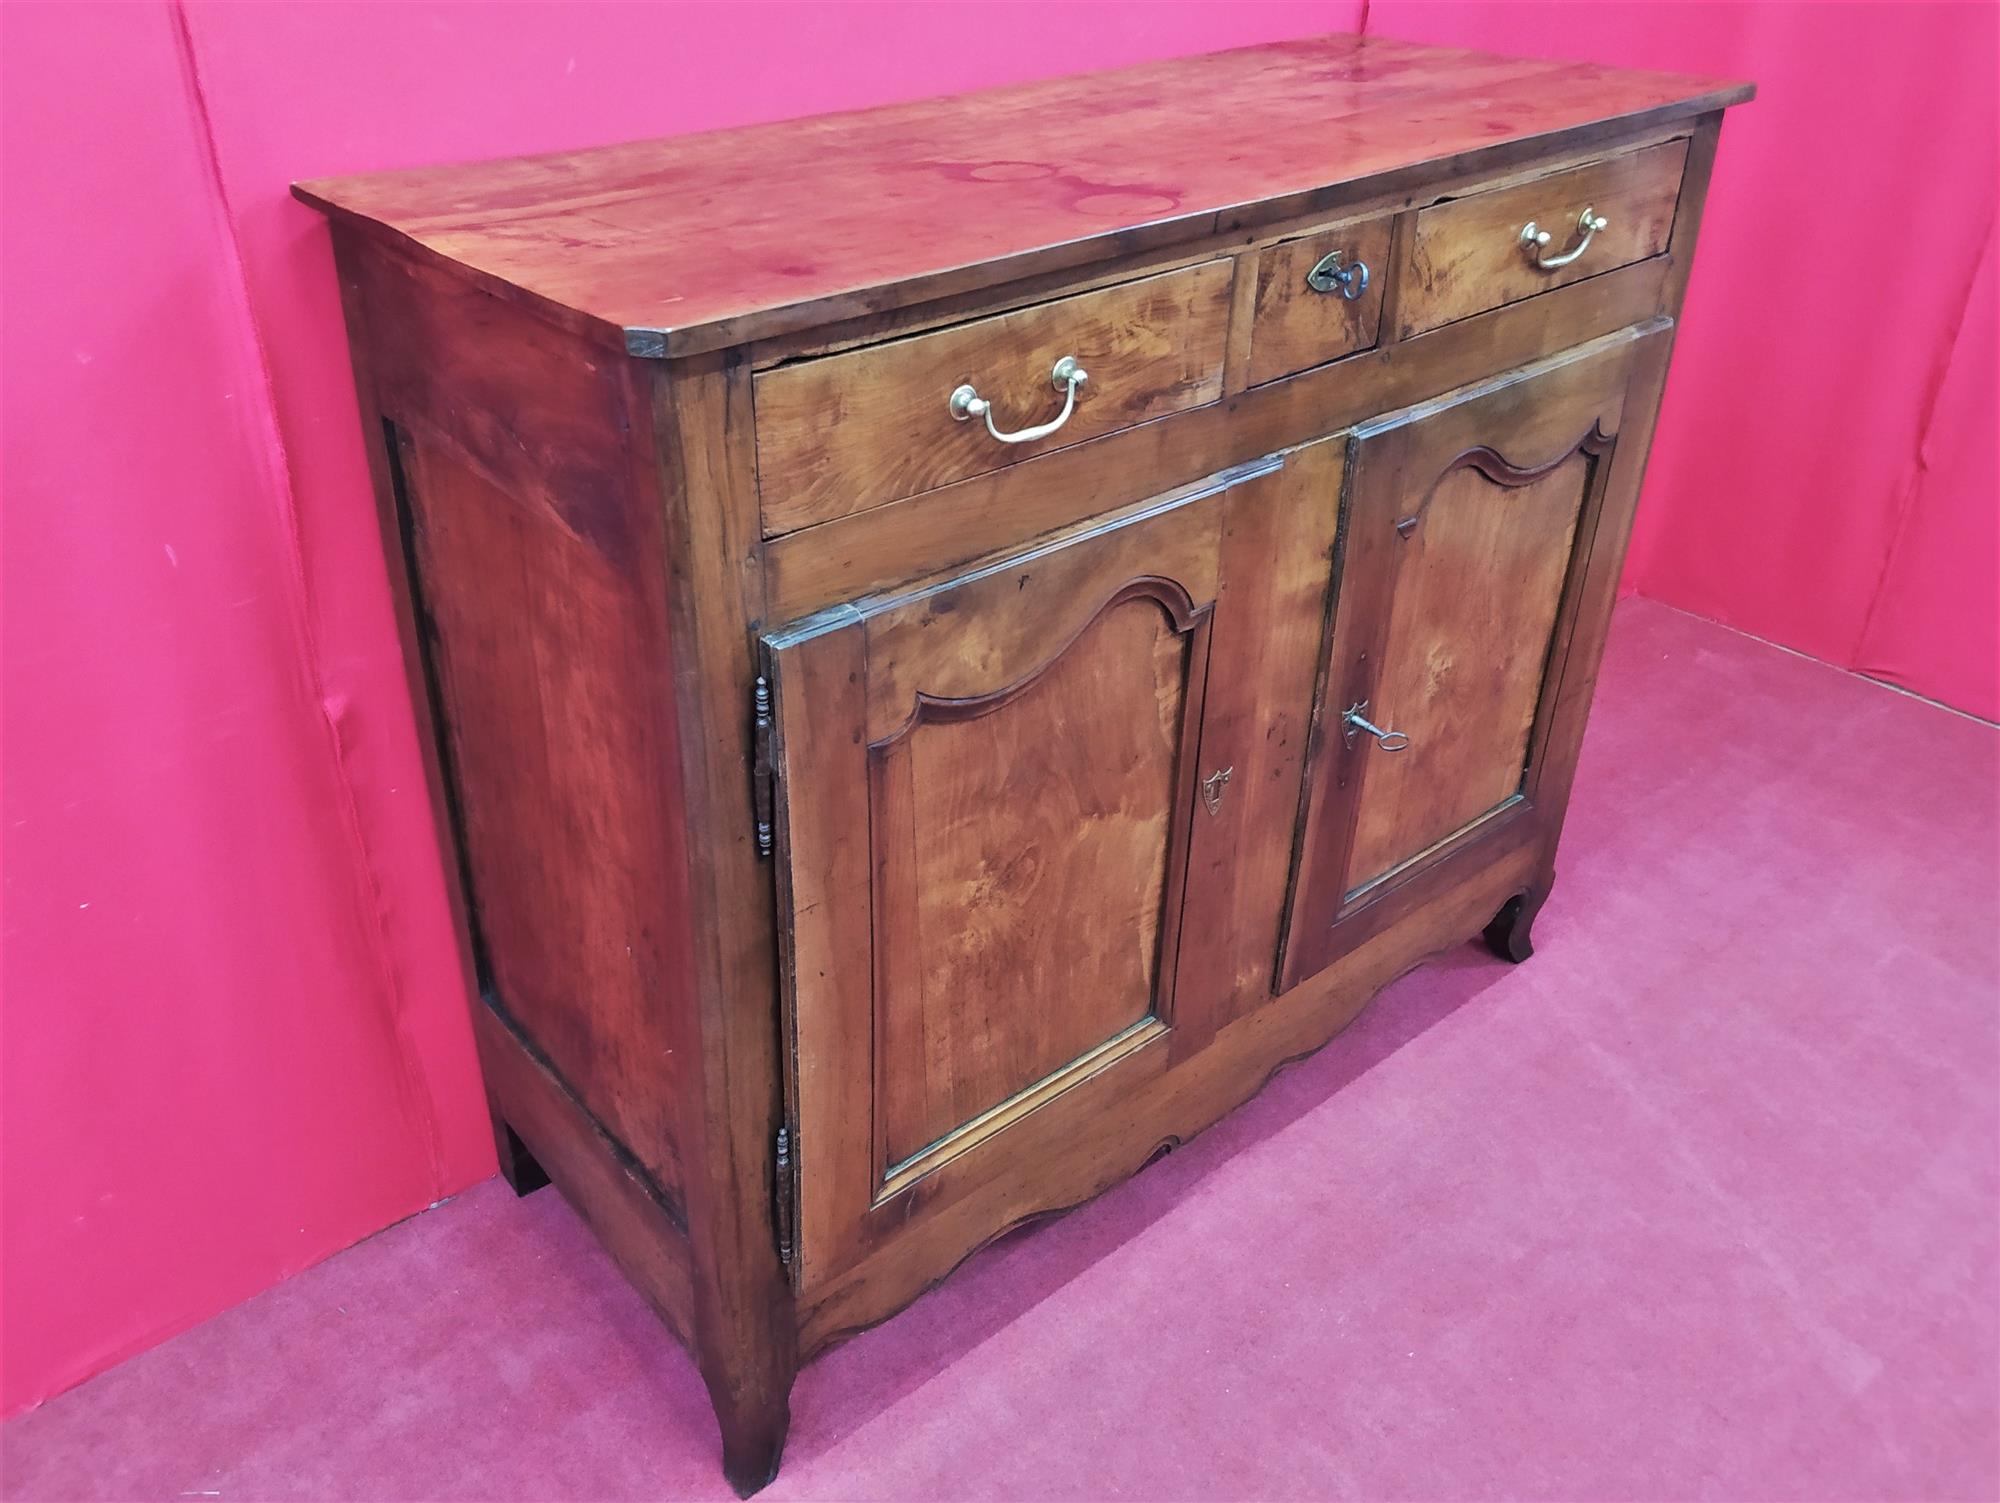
[773,1124,795,1267]
[752,674,775,858]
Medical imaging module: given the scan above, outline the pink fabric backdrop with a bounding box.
[1366,1,1998,719]
[3,0,1992,1419]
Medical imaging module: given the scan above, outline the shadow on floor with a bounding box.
[783,938,1517,1461]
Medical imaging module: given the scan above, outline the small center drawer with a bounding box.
[1397,139,1689,338]
[753,261,1231,538]
[1244,215,1394,387]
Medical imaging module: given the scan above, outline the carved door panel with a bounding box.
[1280,338,1641,991]
[766,458,1307,1292]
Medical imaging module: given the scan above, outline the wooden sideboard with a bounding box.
[297,34,1750,1493]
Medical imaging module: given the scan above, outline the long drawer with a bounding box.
[753,261,1232,537]
[1397,139,1688,337]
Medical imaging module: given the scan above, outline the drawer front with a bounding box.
[1397,139,1688,338]
[754,261,1232,537]
[1245,215,1393,387]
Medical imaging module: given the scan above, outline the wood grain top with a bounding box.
[294,33,1749,358]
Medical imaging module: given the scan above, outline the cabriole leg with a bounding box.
[1483,885,1550,964]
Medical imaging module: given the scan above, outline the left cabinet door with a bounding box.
[764,460,1284,1293]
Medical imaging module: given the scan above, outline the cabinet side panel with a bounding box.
[340,235,689,1206]
[394,434,688,1196]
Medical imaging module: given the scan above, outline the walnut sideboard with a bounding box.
[297,34,1750,1493]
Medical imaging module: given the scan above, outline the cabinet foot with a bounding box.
[490,1111,550,1197]
[712,1381,791,1497]
[1482,887,1548,964]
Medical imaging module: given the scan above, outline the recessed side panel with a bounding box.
[393,428,688,1203]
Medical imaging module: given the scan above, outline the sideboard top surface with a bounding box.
[294,32,1750,358]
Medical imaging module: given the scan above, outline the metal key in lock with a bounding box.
[1341,701,1411,752]
[1306,249,1371,300]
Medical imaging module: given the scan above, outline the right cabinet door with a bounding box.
[1281,333,1658,991]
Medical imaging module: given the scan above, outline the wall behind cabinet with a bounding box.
[1368,0,1999,721]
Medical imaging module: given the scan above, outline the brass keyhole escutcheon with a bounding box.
[1200,765,1234,816]
[1306,250,1371,300]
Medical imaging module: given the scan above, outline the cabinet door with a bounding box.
[766,457,1313,1292]
[1281,336,1646,990]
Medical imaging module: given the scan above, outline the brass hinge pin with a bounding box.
[774,1124,795,1267]
[752,674,775,858]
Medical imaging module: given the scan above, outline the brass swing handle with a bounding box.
[1342,702,1411,752]
[1520,205,1609,271]
[949,356,1089,445]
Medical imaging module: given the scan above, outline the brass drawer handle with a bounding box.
[948,355,1089,445]
[1342,701,1410,752]
[1520,205,1608,271]
[1306,250,1371,300]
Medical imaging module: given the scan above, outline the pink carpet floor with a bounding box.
[6,599,1997,1501]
